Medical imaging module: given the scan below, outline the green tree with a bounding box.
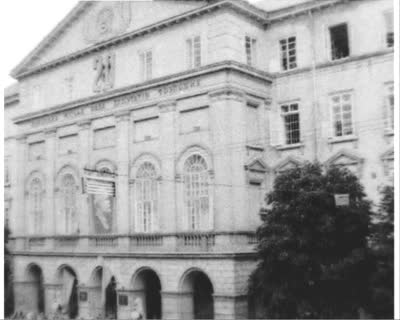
[249,163,373,319]
[368,186,394,319]
[4,225,14,317]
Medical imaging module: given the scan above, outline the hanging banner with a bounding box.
[84,169,116,234]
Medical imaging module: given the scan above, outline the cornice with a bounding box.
[13,61,273,125]
[4,93,20,106]
[11,1,267,79]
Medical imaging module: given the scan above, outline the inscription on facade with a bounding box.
[29,79,201,128]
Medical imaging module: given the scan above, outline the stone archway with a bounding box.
[131,267,162,319]
[55,265,79,318]
[88,266,117,319]
[180,269,214,320]
[25,264,45,314]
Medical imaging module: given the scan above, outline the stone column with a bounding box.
[115,111,131,249]
[158,101,177,234]
[78,120,91,236]
[44,128,57,236]
[14,135,27,248]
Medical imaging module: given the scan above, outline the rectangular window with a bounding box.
[186,36,201,69]
[246,103,260,143]
[331,92,353,137]
[245,36,257,66]
[29,141,45,161]
[4,157,10,185]
[93,127,116,149]
[180,106,209,134]
[280,36,297,71]
[134,117,159,142]
[384,11,394,48]
[58,134,78,155]
[385,84,394,130]
[139,50,153,81]
[329,23,350,60]
[281,103,300,145]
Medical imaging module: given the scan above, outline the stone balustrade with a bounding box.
[8,231,258,254]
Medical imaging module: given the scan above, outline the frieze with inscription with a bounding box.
[27,78,202,128]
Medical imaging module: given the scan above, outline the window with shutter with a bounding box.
[245,36,257,66]
[280,36,297,70]
[329,23,350,60]
[139,50,153,81]
[186,36,201,69]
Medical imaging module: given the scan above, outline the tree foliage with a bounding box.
[4,226,14,317]
[249,163,374,319]
[367,186,394,319]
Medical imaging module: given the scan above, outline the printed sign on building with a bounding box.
[84,169,116,234]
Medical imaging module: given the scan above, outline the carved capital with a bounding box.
[77,119,92,130]
[264,97,273,109]
[114,111,131,122]
[158,100,177,113]
[44,128,57,137]
[16,134,27,143]
[208,87,245,102]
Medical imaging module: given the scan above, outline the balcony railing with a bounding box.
[8,231,257,254]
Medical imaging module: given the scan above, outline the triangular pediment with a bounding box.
[381,148,394,161]
[245,158,269,173]
[274,156,303,173]
[11,0,208,77]
[326,149,363,167]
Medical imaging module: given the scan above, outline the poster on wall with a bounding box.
[84,169,116,234]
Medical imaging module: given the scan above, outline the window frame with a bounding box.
[329,91,355,138]
[245,35,258,67]
[139,49,153,82]
[328,22,351,61]
[280,102,301,145]
[185,35,202,69]
[279,36,297,71]
[383,10,394,48]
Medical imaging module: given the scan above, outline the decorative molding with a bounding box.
[158,100,177,113]
[114,110,131,122]
[209,87,245,102]
[44,128,57,137]
[77,119,92,130]
[274,156,303,174]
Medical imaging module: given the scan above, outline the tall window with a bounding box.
[245,36,257,66]
[186,36,201,69]
[281,103,300,145]
[280,36,297,71]
[331,92,353,137]
[384,10,394,48]
[29,178,44,234]
[61,174,77,234]
[136,162,158,232]
[4,157,10,185]
[184,155,209,231]
[329,23,350,60]
[139,50,153,81]
[385,84,394,130]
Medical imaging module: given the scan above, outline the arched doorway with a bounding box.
[89,267,117,319]
[180,269,214,320]
[26,264,45,314]
[55,265,79,318]
[131,268,162,319]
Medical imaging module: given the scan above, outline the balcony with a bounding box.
[8,231,258,254]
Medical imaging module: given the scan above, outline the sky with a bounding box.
[1,0,307,88]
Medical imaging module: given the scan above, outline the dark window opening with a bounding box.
[329,23,350,60]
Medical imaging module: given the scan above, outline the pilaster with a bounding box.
[208,88,246,232]
[158,100,177,233]
[115,111,131,241]
[14,135,27,236]
[78,120,91,235]
[44,128,57,236]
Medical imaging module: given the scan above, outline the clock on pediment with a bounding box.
[83,2,132,44]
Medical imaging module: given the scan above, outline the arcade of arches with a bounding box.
[15,263,225,320]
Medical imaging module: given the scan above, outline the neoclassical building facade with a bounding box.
[4,0,394,319]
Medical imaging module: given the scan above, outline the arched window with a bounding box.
[135,162,158,232]
[184,155,209,231]
[29,178,44,234]
[61,174,77,234]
